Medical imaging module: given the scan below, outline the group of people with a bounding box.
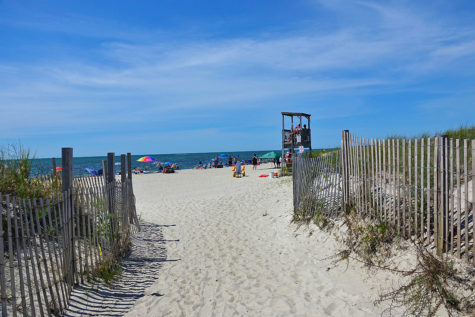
[287,123,308,142]
[272,157,282,168]
[195,154,262,170]
[132,163,179,174]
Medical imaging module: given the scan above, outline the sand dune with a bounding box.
[115,164,417,317]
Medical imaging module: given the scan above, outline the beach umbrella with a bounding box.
[259,151,281,159]
[56,166,63,171]
[164,161,171,165]
[218,154,228,158]
[85,168,98,176]
[137,156,155,162]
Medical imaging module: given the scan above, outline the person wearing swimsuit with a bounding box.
[252,154,258,170]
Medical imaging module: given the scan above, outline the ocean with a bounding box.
[31,150,278,176]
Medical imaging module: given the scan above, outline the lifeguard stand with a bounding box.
[281,112,312,171]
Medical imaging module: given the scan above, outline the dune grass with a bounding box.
[0,144,59,198]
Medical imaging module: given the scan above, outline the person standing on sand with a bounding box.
[252,154,258,170]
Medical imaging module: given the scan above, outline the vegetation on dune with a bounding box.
[385,124,475,141]
[0,144,60,198]
[309,125,475,157]
[442,124,475,140]
[310,148,338,158]
[292,203,475,316]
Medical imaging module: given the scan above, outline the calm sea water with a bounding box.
[31,150,278,176]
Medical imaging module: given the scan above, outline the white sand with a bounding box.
[124,164,406,317]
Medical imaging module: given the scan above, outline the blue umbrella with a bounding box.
[85,168,98,176]
[218,154,228,158]
[164,161,172,165]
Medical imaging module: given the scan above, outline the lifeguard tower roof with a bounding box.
[281,112,311,117]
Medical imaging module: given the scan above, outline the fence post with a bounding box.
[107,153,115,185]
[107,153,116,252]
[121,155,126,183]
[341,130,350,209]
[62,148,73,193]
[127,153,132,180]
[61,147,75,285]
[102,160,107,185]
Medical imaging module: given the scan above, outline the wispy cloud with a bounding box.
[1,0,474,155]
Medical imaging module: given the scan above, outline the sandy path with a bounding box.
[123,164,404,317]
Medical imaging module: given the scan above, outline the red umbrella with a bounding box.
[56,166,63,171]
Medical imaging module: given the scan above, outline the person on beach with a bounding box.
[252,154,258,170]
[285,150,291,164]
[228,156,232,166]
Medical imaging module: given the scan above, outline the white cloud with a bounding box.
[1,0,475,145]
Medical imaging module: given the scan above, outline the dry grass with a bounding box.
[377,244,475,316]
[293,202,474,316]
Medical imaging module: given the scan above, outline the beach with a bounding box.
[120,163,412,317]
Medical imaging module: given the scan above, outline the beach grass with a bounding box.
[0,144,59,198]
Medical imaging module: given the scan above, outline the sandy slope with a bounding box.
[124,164,405,317]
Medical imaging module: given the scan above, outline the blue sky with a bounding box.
[1,0,475,157]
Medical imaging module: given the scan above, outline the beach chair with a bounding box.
[232,163,245,178]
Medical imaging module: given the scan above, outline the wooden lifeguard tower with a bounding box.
[281,112,312,172]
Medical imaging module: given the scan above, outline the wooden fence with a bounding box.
[293,151,342,218]
[293,130,474,264]
[0,151,139,316]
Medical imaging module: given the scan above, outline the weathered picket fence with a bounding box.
[293,151,342,218]
[0,150,139,316]
[293,130,474,263]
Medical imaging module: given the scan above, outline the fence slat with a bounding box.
[426,138,431,244]
[42,198,63,314]
[29,199,52,317]
[463,139,469,260]
[378,139,383,219]
[0,193,7,317]
[370,139,375,215]
[391,139,397,225]
[455,139,461,257]
[6,196,18,317]
[434,137,439,250]
[12,197,28,316]
[18,198,37,317]
[408,139,412,238]
[22,198,45,317]
[444,137,449,253]
[449,139,454,253]
[396,139,400,232]
[472,140,475,265]
[48,195,67,310]
[420,139,425,242]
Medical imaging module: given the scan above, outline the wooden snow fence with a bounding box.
[293,151,343,218]
[293,130,474,264]
[0,152,139,316]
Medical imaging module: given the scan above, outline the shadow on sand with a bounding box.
[65,222,176,316]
